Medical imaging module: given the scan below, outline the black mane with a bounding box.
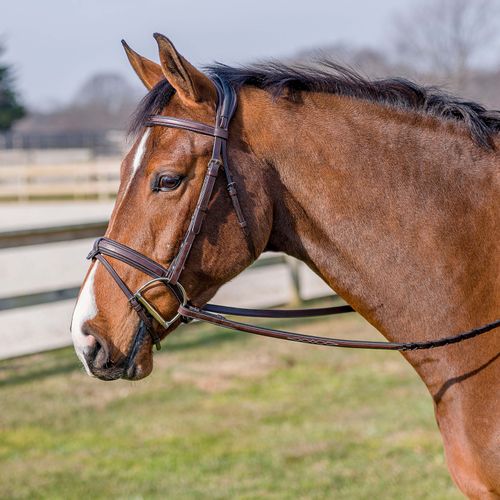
[130,60,500,149]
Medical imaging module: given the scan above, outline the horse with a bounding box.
[71,34,500,498]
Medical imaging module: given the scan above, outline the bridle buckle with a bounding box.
[132,278,188,332]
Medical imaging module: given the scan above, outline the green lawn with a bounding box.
[0,308,460,499]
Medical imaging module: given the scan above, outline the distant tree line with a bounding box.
[392,0,500,97]
[296,0,500,108]
[0,44,25,131]
[13,72,142,137]
[3,0,500,144]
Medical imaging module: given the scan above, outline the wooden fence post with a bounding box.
[285,256,303,305]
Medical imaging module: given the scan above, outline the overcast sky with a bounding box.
[3,0,421,107]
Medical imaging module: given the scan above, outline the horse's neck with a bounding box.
[242,88,499,388]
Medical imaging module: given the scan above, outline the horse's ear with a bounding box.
[121,40,163,90]
[153,33,216,106]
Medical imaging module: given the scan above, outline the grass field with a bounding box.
[0,308,461,499]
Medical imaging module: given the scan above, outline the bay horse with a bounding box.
[71,34,500,498]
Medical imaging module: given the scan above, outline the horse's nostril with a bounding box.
[82,329,110,370]
[79,323,97,350]
[92,338,110,369]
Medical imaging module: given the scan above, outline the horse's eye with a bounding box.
[154,174,183,192]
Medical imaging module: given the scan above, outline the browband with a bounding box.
[144,116,229,139]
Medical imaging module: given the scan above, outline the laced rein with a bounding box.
[88,76,500,355]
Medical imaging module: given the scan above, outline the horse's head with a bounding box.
[71,34,271,381]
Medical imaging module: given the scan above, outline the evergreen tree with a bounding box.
[0,45,25,131]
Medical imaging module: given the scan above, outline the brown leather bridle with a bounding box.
[87,75,499,366]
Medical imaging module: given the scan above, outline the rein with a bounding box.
[87,75,499,360]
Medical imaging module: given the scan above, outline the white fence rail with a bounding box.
[0,154,121,201]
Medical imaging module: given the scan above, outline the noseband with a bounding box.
[87,75,499,363]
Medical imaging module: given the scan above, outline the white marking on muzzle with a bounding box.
[71,262,99,375]
[72,129,151,373]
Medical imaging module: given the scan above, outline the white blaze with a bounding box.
[71,262,99,374]
[132,128,151,175]
[71,129,151,374]
[107,129,151,236]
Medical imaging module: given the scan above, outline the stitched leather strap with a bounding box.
[89,237,167,279]
[93,253,161,348]
[88,237,186,306]
[179,304,500,351]
[149,77,244,284]
[166,158,222,284]
[144,116,227,139]
[90,233,499,352]
[203,303,355,318]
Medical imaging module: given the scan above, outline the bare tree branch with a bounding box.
[392,0,500,90]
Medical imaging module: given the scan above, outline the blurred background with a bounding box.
[1,0,499,498]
